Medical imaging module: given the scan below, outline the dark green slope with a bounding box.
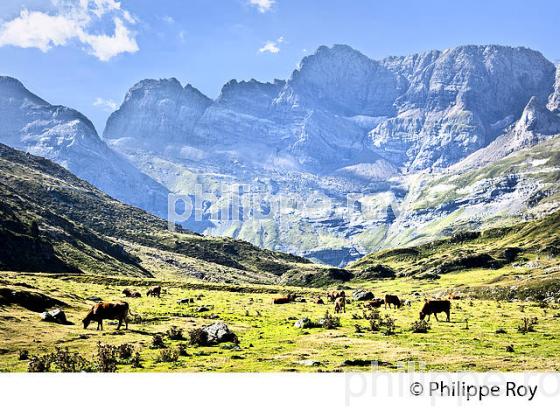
[0,144,348,285]
[349,210,560,279]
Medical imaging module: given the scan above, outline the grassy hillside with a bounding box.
[0,143,344,285]
[349,210,560,300]
[1,271,560,372]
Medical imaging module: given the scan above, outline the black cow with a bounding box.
[419,300,451,322]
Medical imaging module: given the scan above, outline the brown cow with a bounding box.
[334,296,346,313]
[273,294,296,304]
[384,294,402,309]
[83,302,130,330]
[420,299,451,322]
[123,289,142,298]
[146,286,161,297]
[365,298,384,308]
[327,290,346,303]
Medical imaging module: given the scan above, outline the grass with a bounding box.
[1,269,559,372]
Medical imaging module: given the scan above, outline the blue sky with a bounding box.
[0,0,559,133]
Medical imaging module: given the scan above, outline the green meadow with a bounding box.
[1,267,559,372]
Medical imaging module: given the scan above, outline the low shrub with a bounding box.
[321,310,340,329]
[28,347,95,373]
[177,344,189,356]
[95,343,118,373]
[517,317,537,334]
[166,326,185,341]
[118,343,134,360]
[411,320,430,333]
[157,348,179,363]
[382,315,396,336]
[131,352,143,368]
[151,334,166,349]
[189,328,209,346]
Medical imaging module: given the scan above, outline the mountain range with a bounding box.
[1,44,559,267]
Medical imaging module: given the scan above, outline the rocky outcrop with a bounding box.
[200,322,239,345]
[457,96,560,169]
[548,66,560,113]
[40,308,69,324]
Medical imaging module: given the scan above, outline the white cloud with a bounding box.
[0,9,81,52]
[259,36,283,54]
[249,0,275,13]
[0,0,138,61]
[93,96,118,111]
[81,17,138,61]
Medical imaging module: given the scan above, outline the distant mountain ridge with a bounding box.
[0,76,170,218]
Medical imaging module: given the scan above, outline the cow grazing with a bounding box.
[83,302,130,330]
[420,299,451,322]
[146,286,162,297]
[365,298,384,308]
[273,294,296,304]
[123,289,141,298]
[384,294,402,309]
[327,290,346,303]
[334,297,346,314]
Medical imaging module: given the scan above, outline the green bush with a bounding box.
[166,326,184,341]
[157,348,179,363]
[151,334,166,349]
[411,320,430,333]
[188,328,208,346]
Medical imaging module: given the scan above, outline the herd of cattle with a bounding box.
[272,291,452,322]
[82,286,453,331]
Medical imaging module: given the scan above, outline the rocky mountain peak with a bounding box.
[276,44,403,116]
[0,77,170,218]
[104,78,212,143]
[0,76,49,106]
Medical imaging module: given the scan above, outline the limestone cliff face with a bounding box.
[370,45,556,170]
[548,65,560,113]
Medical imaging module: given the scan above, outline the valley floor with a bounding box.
[1,268,560,372]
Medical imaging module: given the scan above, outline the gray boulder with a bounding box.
[40,308,68,324]
[352,289,374,301]
[202,322,238,345]
[294,317,313,329]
